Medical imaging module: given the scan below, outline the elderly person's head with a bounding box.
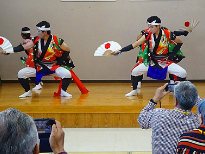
[174,81,198,110]
[0,108,39,154]
[197,98,205,125]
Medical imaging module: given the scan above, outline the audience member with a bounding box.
[137,81,201,154]
[0,108,67,154]
[176,98,205,153]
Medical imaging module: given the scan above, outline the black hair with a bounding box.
[21,27,30,32]
[21,27,31,39]
[36,21,51,34]
[36,21,50,28]
[147,16,161,24]
[21,33,31,39]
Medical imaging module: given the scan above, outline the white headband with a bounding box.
[37,26,50,31]
[147,20,160,25]
[21,30,30,34]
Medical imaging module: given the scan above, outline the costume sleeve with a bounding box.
[168,43,183,60]
[170,31,189,40]
[32,36,38,43]
[140,30,145,35]
[173,30,189,36]
[58,38,64,46]
[144,32,151,41]
[13,44,24,52]
[120,44,134,52]
[56,51,69,65]
[137,101,157,129]
[170,32,176,40]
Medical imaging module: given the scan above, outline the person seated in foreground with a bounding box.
[137,81,201,154]
[0,108,67,154]
[176,98,205,153]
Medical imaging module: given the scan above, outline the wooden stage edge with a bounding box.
[0,80,205,128]
[2,79,205,83]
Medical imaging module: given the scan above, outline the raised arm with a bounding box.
[13,40,34,53]
[137,83,169,129]
[111,35,146,55]
[132,35,146,48]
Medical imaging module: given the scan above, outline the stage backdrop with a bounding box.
[0,0,204,81]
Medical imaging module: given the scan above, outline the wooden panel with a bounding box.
[28,113,140,128]
[0,82,204,128]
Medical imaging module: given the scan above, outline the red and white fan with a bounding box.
[180,19,200,32]
[94,41,121,57]
[0,36,14,53]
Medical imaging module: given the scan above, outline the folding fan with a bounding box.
[0,36,14,53]
[94,41,121,57]
[180,19,200,32]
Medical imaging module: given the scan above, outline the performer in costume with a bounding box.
[135,27,185,88]
[21,27,33,55]
[21,27,43,90]
[1,27,43,90]
[111,16,188,97]
[15,21,73,98]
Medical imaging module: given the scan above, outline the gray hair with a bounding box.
[174,81,198,110]
[0,108,38,154]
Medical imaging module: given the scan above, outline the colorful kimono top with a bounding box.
[132,28,185,80]
[25,35,75,83]
[26,35,65,71]
[134,27,184,69]
[147,28,172,68]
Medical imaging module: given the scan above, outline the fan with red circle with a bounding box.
[0,36,14,53]
[180,19,200,33]
[94,41,121,57]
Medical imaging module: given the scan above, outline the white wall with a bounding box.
[0,0,204,80]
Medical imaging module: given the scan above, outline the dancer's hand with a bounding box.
[0,50,7,54]
[111,50,121,55]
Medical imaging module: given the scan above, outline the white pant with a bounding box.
[18,67,72,79]
[131,63,187,78]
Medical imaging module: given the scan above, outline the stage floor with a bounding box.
[0,82,204,128]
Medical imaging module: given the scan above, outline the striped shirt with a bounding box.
[176,124,205,154]
[137,100,200,154]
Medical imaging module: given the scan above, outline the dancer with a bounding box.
[14,21,74,98]
[135,27,185,88]
[176,98,205,153]
[21,27,43,90]
[1,27,43,90]
[21,27,33,55]
[111,16,188,96]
